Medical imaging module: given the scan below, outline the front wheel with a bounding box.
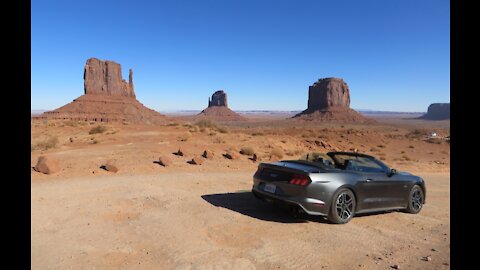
[405,185,424,214]
[327,188,356,224]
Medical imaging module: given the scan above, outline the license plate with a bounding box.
[264,183,276,194]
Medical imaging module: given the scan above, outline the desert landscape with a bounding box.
[31,58,450,269]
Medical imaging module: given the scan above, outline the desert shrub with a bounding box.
[89,125,107,134]
[217,126,228,133]
[270,148,284,159]
[252,132,264,136]
[401,151,405,154]
[213,137,225,144]
[189,125,200,133]
[281,140,287,143]
[92,139,98,144]
[380,157,386,161]
[402,155,411,161]
[195,119,217,129]
[167,122,179,126]
[240,147,255,156]
[408,145,415,148]
[370,147,379,152]
[33,135,59,150]
[63,120,79,127]
[377,144,386,148]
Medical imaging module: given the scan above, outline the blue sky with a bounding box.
[31,0,449,112]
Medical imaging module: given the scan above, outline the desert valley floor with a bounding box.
[31,114,450,269]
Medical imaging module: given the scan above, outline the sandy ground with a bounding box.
[31,116,450,269]
[32,172,449,270]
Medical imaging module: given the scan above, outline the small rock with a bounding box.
[69,137,74,143]
[224,151,240,160]
[103,164,118,173]
[391,265,400,269]
[158,156,172,167]
[202,150,215,159]
[422,256,432,261]
[431,248,437,252]
[34,156,61,174]
[190,156,204,165]
[252,153,258,162]
[175,148,187,156]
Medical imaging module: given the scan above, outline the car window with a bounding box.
[349,157,387,173]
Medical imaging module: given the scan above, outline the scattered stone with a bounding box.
[252,154,258,162]
[34,156,61,174]
[102,160,118,173]
[190,156,204,165]
[175,148,187,156]
[202,150,214,159]
[391,264,400,269]
[422,256,432,261]
[224,151,240,160]
[158,156,172,167]
[69,137,74,143]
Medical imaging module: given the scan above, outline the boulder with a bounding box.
[224,151,240,160]
[202,150,214,159]
[158,156,172,167]
[190,156,204,165]
[34,156,60,174]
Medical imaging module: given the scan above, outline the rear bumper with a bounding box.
[252,187,328,216]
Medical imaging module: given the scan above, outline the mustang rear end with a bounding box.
[252,161,331,216]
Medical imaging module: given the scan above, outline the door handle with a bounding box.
[365,179,373,183]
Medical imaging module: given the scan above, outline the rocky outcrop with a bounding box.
[420,103,450,120]
[208,90,228,107]
[39,57,166,124]
[293,77,372,123]
[84,58,135,98]
[197,90,246,121]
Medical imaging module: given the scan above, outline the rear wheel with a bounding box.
[405,185,424,214]
[328,188,356,224]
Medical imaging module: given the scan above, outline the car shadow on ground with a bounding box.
[201,191,329,224]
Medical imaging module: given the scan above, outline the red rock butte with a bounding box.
[39,58,167,124]
[293,77,373,123]
[197,90,246,121]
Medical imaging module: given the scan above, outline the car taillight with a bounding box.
[289,174,311,186]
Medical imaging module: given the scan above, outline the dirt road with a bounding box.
[31,172,449,269]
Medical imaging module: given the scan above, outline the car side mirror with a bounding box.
[387,168,397,177]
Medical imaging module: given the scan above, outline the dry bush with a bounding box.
[167,122,179,126]
[408,145,415,148]
[252,132,264,136]
[63,120,79,127]
[213,137,225,144]
[270,148,284,159]
[240,147,255,156]
[402,155,411,161]
[401,151,406,154]
[89,125,107,134]
[281,140,287,143]
[377,144,386,148]
[195,119,217,129]
[32,135,59,151]
[370,147,379,152]
[286,149,303,156]
[189,125,200,133]
[216,126,228,134]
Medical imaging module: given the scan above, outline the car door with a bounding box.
[351,157,400,210]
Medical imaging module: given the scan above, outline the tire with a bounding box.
[405,185,424,214]
[328,188,356,224]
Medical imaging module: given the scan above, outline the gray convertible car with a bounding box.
[252,152,426,224]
